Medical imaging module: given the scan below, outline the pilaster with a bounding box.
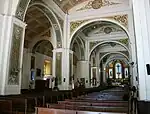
[53,48,73,90]
[132,0,150,101]
[77,60,90,88]
[0,15,26,95]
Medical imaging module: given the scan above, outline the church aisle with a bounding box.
[37,87,129,114]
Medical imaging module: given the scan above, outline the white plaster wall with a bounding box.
[0,15,5,94]
[0,0,20,15]
[21,50,52,89]
[69,0,129,14]
[68,7,131,22]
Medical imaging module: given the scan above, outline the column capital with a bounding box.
[52,48,73,53]
[12,16,27,28]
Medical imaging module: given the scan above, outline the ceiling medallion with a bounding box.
[92,0,103,9]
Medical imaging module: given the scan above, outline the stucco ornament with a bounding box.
[8,24,23,85]
[77,0,120,11]
[92,0,103,9]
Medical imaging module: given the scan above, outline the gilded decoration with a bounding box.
[8,24,23,85]
[70,14,128,36]
[89,41,102,50]
[70,20,89,34]
[56,52,62,85]
[107,15,128,28]
[117,38,128,45]
[77,0,120,11]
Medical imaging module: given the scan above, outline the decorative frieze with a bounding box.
[70,14,128,36]
[77,0,120,11]
[107,14,128,28]
[70,20,89,34]
[8,24,23,85]
[15,0,30,21]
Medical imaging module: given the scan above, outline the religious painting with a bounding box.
[8,24,23,85]
[55,52,62,85]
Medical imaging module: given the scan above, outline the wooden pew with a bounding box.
[46,103,128,113]
[57,101,128,107]
[0,100,12,114]
[36,107,127,114]
[0,86,108,114]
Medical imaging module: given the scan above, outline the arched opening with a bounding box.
[21,3,56,91]
[69,20,131,89]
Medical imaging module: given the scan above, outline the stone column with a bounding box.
[52,49,63,89]
[53,48,73,90]
[77,61,90,88]
[132,0,150,102]
[0,15,26,95]
[69,51,74,89]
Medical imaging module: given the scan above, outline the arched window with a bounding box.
[115,63,122,79]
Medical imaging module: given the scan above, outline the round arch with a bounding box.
[99,52,129,64]
[32,40,54,53]
[68,18,131,48]
[16,0,63,48]
[104,58,129,69]
[89,40,130,60]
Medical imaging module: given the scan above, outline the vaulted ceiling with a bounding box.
[25,6,51,41]
[53,0,88,12]
[81,21,124,37]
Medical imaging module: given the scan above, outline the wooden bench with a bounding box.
[0,100,12,114]
[36,107,127,114]
[57,101,128,107]
[46,103,128,113]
